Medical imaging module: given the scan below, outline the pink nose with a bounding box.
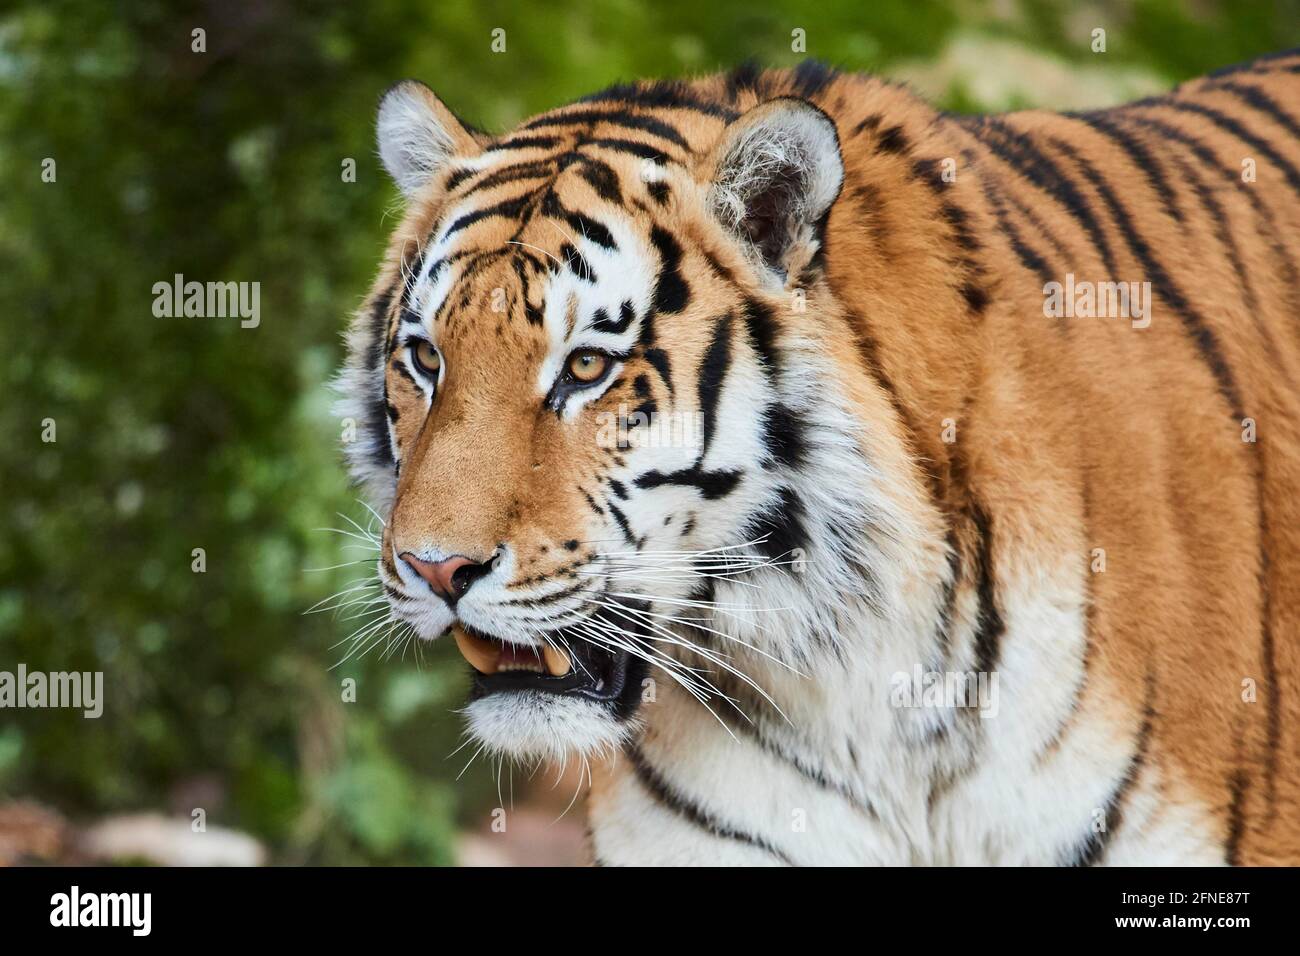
[400,553,482,602]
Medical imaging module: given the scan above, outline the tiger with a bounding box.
[336,51,1300,866]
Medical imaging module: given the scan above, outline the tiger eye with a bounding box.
[411,341,441,378]
[567,350,609,383]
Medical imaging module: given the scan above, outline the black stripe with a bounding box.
[838,306,944,506]
[697,313,733,457]
[965,118,1121,277]
[1258,477,1280,819]
[582,137,671,163]
[627,745,792,864]
[575,157,622,203]
[1225,765,1248,865]
[541,193,617,250]
[932,532,963,666]
[1050,136,1245,418]
[443,194,531,238]
[960,282,989,315]
[1005,190,1074,264]
[499,576,590,609]
[627,398,656,430]
[1124,113,1300,306]
[1157,99,1300,198]
[1211,79,1300,143]
[939,201,982,252]
[643,347,672,393]
[790,59,838,98]
[746,486,807,559]
[910,155,947,194]
[976,175,1056,285]
[633,465,741,499]
[875,123,910,155]
[556,242,597,283]
[510,255,544,327]
[457,160,554,196]
[525,108,690,149]
[1073,112,1185,222]
[724,60,765,101]
[593,300,636,335]
[579,80,738,120]
[740,297,780,378]
[442,167,476,192]
[852,114,882,137]
[724,715,880,822]
[761,402,808,469]
[1206,47,1300,79]
[970,504,1005,677]
[1066,671,1155,866]
[649,226,690,315]
[1162,148,1260,315]
[484,134,563,152]
[364,287,397,469]
[606,501,638,548]
[390,360,419,390]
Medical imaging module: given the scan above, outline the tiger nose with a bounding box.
[400,553,491,604]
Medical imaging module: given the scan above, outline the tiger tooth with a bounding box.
[452,625,501,675]
[542,643,571,677]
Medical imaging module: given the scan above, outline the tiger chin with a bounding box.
[335,53,1300,865]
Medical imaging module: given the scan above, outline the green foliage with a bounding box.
[0,0,1295,864]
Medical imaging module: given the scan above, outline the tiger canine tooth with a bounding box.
[542,643,571,677]
[452,625,501,675]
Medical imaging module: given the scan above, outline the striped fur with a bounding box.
[338,53,1300,865]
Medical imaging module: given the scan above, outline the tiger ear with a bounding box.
[376,80,481,198]
[705,98,844,279]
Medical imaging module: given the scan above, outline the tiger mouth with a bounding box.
[455,620,639,705]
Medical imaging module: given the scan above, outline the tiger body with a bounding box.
[342,53,1300,866]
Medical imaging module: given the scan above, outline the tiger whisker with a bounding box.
[567,618,721,703]
[588,598,788,725]
[506,239,563,268]
[595,595,806,677]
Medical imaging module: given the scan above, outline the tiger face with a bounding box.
[337,80,867,760]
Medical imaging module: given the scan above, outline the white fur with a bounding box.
[708,99,843,284]
[463,691,632,766]
[376,81,457,197]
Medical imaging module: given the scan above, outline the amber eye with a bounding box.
[567,350,609,384]
[410,341,442,380]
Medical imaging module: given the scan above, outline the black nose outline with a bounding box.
[447,558,492,600]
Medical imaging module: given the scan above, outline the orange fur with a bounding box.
[353,53,1300,863]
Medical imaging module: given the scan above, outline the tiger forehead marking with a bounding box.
[338,52,1300,865]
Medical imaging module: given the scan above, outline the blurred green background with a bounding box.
[1,0,1296,865]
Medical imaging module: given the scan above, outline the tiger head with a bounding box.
[337,77,938,761]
